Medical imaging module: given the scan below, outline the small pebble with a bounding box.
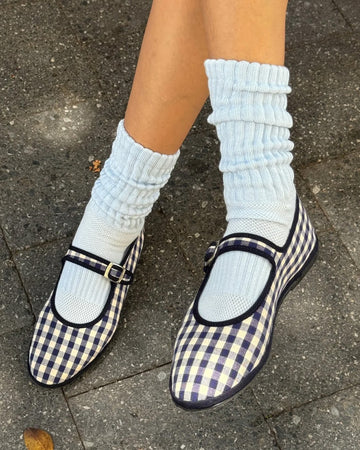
[292,415,301,425]
[157,371,167,382]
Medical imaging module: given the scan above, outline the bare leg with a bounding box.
[125,0,209,155]
[201,0,288,64]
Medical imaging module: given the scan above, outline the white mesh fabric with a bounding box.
[198,249,272,322]
[198,216,289,323]
[55,263,111,324]
[55,286,109,324]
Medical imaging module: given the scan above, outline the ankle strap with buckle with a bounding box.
[203,235,277,273]
[63,246,133,285]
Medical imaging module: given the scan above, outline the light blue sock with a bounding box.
[198,60,296,322]
[55,121,179,324]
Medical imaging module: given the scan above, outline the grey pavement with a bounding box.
[0,0,359,449]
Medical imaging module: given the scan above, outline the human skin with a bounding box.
[124,0,288,155]
[201,0,288,64]
[124,0,209,155]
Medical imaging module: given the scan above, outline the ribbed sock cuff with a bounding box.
[205,59,296,225]
[91,120,180,229]
[204,59,291,94]
[204,59,292,128]
[110,121,180,183]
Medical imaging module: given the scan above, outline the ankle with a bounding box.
[72,201,142,261]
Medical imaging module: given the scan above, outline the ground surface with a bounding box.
[0,1,359,449]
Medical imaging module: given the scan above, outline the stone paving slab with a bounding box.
[68,364,276,450]
[251,229,360,417]
[13,239,69,318]
[13,209,200,397]
[57,0,152,112]
[57,0,348,108]
[302,150,360,269]
[0,0,99,121]
[0,104,119,251]
[0,232,33,335]
[270,386,360,449]
[286,31,360,167]
[0,327,83,450]
[159,141,225,273]
[286,0,348,47]
[334,0,360,30]
[0,0,359,448]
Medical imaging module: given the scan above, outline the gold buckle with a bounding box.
[104,262,126,283]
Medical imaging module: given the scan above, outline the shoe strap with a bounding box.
[62,246,133,284]
[204,234,278,272]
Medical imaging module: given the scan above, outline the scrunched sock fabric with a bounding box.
[55,120,179,324]
[198,60,296,323]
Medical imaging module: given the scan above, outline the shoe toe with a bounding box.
[28,231,145,387]
[170,304,259,410]
[28,297,118,387]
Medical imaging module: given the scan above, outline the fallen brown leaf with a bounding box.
[89,159,102,172]
[23,428,54,450]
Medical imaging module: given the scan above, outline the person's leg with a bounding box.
[125,0,209,154]
[56,0,209,324]
[197,0,295,321]
[201,0,287,64]
[170,0,318,410]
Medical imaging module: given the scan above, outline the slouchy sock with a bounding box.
[198,60,296,322]
[55,121,179,324]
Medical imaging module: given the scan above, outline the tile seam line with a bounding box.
[250,387,283,450]
[0,224,36,320]
[330,0,354,29]
[65,360,172,400]
[263,381,360,420]
[62,391,87,450]
[8,235,73,256]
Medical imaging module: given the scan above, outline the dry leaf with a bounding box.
[89,159,101,173]
[23,428,54,450]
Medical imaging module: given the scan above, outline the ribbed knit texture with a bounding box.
[198,60,296,322]
[55,120,179,324]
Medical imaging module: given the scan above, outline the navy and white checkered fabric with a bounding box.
[170,199,318,409]
[28,230,144,387]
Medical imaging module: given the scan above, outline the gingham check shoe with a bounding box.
[28,230,144,387]
[170,198,318,410]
